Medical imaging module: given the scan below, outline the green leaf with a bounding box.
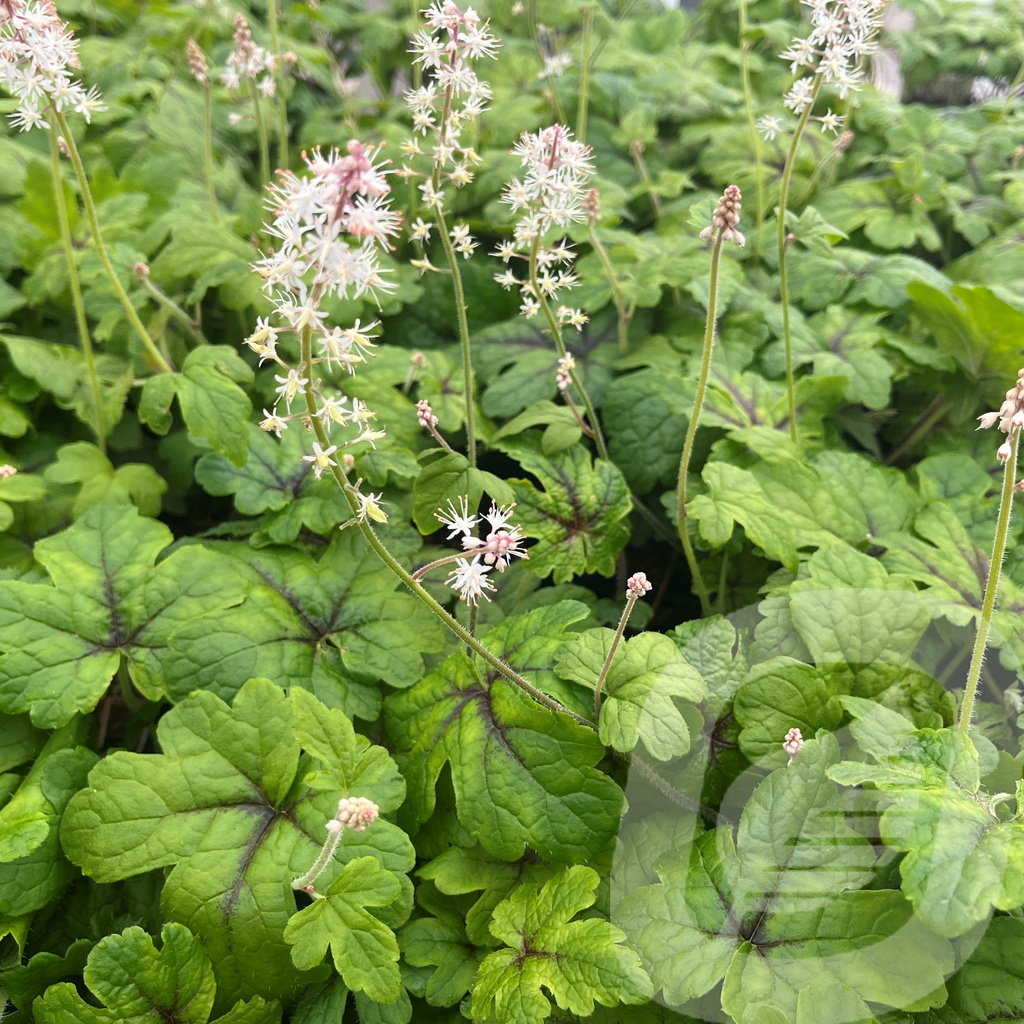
[387,602,622,861]
[0,713,45,772]
[0,723,96,918]
[509,446,632,583]
[0,937,92,1012]
[905,917,1024,1023]
[417,844,563,947]
[399,899,486,1007]
[177,347,255,467]
[196,425,351,541]
[907,281,1024,379]
[617,737,953,1022]
[733,658,844,763]
[691,452,916,571]
[879,502,1024,671]
[148,223,262,309]
[0,335,133,437]
[470,866,652,1024]
[787,545,930,667]
[285,857,402,1002]
[412,452,514,534]
[556,630,706,759]
[829,697,1024,937]
[33,923,281,1024]
[61,679,412,1007]
[163,530,445,721]
[603,369,687,493]
[44,442,167,518]
[0,505,244,725]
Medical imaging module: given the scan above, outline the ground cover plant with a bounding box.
[1,0,1024,1021]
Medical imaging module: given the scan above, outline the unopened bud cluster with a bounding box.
[700,186,745,247]
[977,368,1024,462]
[783,726,804,764]
[221,13,277,96]
[625,572,653,600]
[333,796,379,833]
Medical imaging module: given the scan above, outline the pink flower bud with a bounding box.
[335,796,379,832]
[783,727,804,765]
[626,572,653,600]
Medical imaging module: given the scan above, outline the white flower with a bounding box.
[259,408,288,436]
[302,442,339,479]
[0,0,107,132]
[626,572,653,600]
[436,496,479,538]
[446,556,496,605]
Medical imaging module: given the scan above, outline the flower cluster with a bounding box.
[246,142,399,499]
[495,124,594,327]
[435,497,529,604]
[0,0,105,131]
[401,3,500,194]
[759,0,889,139]
[626,572,653,600]
[700,185,745,247]
[221,13,275,96]
[977,367,1024,462]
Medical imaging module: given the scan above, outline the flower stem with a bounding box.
[676,232,725,617]
[291,825,343,895]
[737,0,765,256]
[776,76,822,445]
[430,73,477,467]
[629,141,662,221]
[250,84,271,185]
[266,0,289,170]
[54,110,174,374]
[49,127,105,453]
[137,275,208,346]
[594,594,636,722]
[528,0,567,123]
[297,327,588,728]
[576,4,594,144]
[587,223,630,355]
[958,428,1020,736]
[202,84,219,223]
[529,241,610,461]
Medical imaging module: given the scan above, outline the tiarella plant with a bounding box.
[1,0,1024,1023]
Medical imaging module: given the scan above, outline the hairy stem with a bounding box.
[776,76,822,445]
[676,232,725,617]
[55,110,174,374]
[291,825,343,895]
[49,127,105,453]
[594,594,636,722]
[958,429,1020,735]
[529,240,610,461]
[298,327,588,727]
